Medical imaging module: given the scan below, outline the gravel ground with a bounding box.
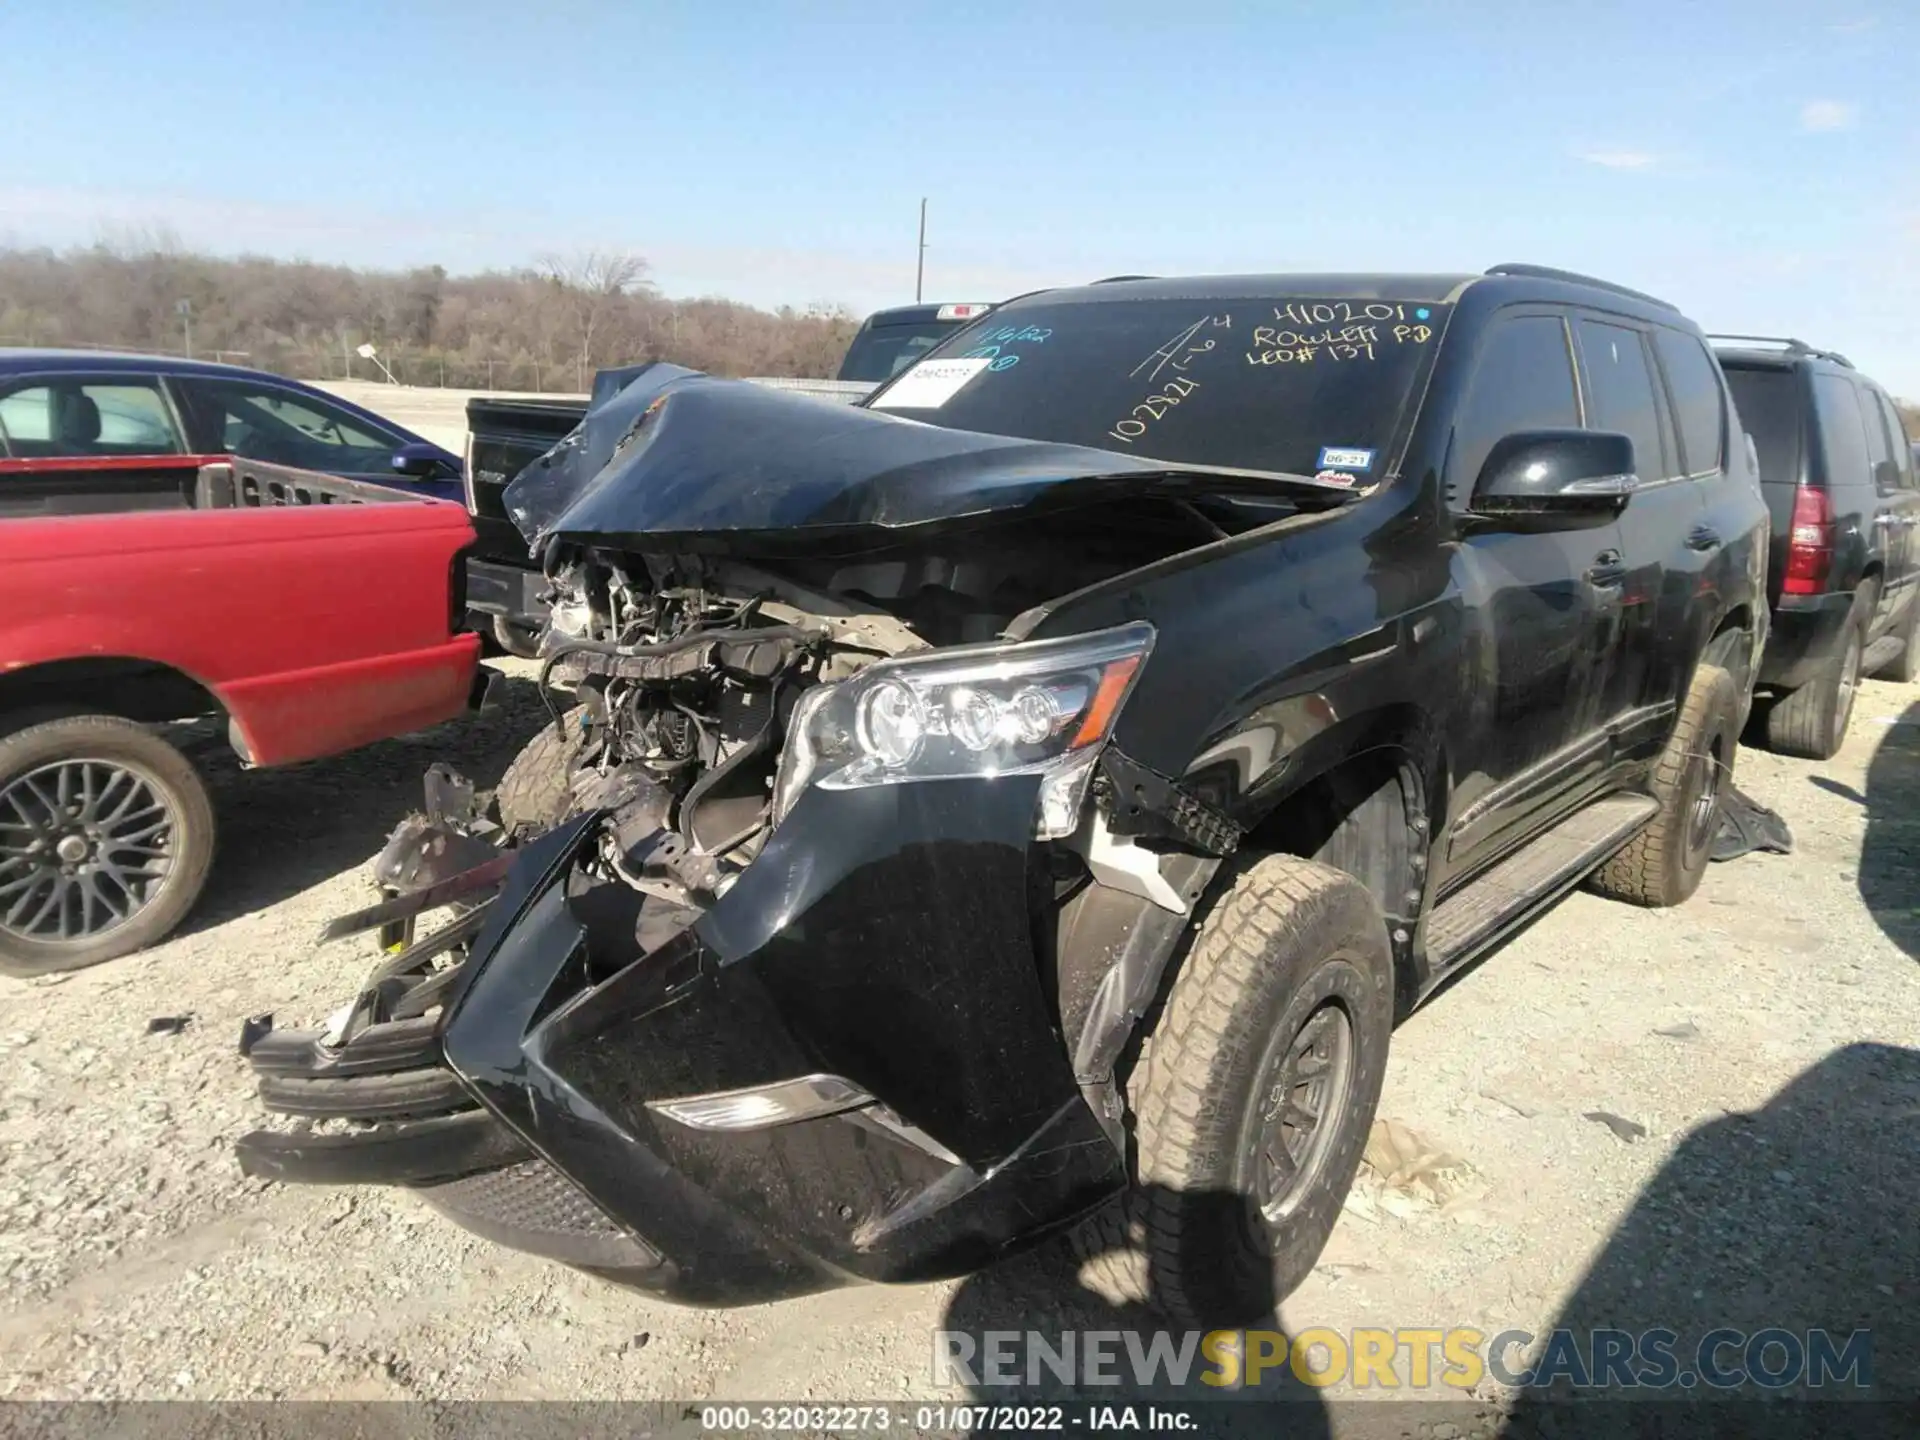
[2,660,1916,1418]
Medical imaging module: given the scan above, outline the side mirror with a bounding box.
[1472,429,1638,520]
[391,441,446,478]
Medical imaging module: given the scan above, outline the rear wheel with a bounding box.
[1588,663,1739,908]
[0,715,216,976]
[1764,602,1866,761]
[1071,854,1394,1327]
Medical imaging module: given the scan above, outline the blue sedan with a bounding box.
[0,350,464,503]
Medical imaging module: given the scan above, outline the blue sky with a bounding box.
[3,1,1916,391]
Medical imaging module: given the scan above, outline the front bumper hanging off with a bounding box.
[234,766,1130,1306]
[235,786,677,1279]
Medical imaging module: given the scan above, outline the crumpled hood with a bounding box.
[504,365,1341,558]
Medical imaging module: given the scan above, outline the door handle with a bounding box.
[1586,549,1627,587]
[1685,525,1722,552]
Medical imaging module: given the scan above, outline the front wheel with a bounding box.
[1072,854,1394,1328]
[0,715,216,976]
[494,707,591,840]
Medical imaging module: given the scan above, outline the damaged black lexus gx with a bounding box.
[237,267,1768,1326]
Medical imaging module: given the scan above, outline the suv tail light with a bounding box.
[1782,485,1834,596]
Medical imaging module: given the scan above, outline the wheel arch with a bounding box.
[0,657,225,741]
[1235,702,1443,1019]
[1705,602,1755,681]
[1056,702,1447,1134]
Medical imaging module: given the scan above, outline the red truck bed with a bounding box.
[0,457,483,765]
[0,456,489,974]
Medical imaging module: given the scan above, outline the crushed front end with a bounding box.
[234,378,1290,1303]
[235,551,1222,1302]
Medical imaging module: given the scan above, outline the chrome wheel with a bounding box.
[0,758,178,947]
[1250,1000,1356,1223]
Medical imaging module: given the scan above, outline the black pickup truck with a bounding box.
[462,319,993,652]
[239,266,1768,1326]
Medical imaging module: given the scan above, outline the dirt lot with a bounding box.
[2,659,1917,1418]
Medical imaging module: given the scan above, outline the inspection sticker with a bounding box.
[869,357,992,410]
[1317,446,1375,472]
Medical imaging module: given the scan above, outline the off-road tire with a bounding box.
[0,715,216,977]
[1765,586,1870,760]
[1876,595,1920,684]
[495,707,590,840]
[1587,664,1739,909]
[1071,854,1394,1328]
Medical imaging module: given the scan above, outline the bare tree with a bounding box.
[537,250,652,383]
[0,241,863,388]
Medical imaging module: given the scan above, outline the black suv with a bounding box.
[834,301,995,384]
[239,266,1767,1325]
[1715,337,1920,759]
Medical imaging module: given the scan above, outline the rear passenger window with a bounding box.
[1652,329,1725,476]
[0,380,184,459]
[1449,314,1580,503]
[1863,387,1908,492]
[1576,320,1673,481]
[1877,393,1918,489]
[1813,374,1872,489]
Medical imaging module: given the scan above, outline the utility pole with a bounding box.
[915,197,927,304]
[177,299,193,358]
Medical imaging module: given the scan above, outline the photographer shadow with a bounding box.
[939,1185,1331,1438]
[1502,1042,1920,1438]
[1851,695,1920,960]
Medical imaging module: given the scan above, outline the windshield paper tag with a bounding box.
[870,357,992,410]
[1317,446,1375,472]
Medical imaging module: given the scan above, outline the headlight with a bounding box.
[772,622,1154,840]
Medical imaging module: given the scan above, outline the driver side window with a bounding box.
[1447,314,1581,507]
[183,379,399,474]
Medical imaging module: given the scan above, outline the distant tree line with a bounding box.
[2,236,1915,436]
[0,236,863,391]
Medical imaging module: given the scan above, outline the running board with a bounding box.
[1426,793,1659,971]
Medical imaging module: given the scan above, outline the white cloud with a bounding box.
[1577,150,1659,171]
[1828,16,1877,32]
[1800,100,1859,132]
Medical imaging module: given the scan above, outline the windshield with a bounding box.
[836,321,969,383]
[866,295,1454,481]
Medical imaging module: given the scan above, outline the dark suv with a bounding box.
[240,266,1767,1325]
[833,301,995,384]
[1714,337,1920,759]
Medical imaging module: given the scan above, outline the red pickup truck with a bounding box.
[0,454,486,975]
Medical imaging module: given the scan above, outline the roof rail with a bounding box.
[1483,263,1679,313]
[1091,274,1158,284]
[1705,333,1853,369]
